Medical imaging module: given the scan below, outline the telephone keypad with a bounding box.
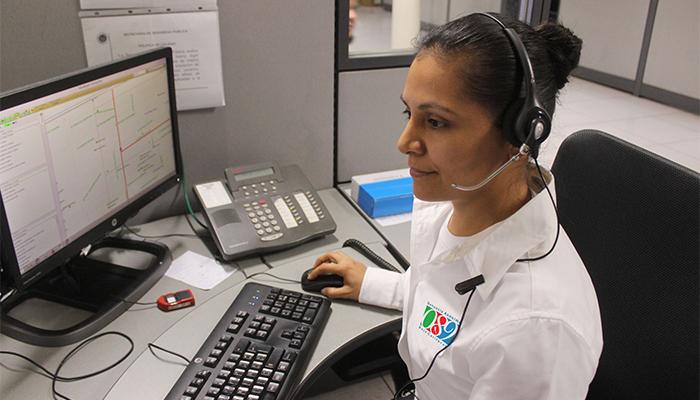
[245,201,281,238]
[244,188,324,239]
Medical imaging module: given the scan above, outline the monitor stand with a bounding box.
[0,237,171,347]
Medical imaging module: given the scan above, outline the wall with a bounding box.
[337,68,410,182]
[558,0,699,112]
[558,1,648,82]
[0,0,336,224]
[643,0,700,99]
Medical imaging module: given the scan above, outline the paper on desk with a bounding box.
[166,250,237,290]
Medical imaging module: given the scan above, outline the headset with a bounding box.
[479,12,552,152]
[451,13,552,192]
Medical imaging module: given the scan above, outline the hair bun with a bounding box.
[535,21,583,90]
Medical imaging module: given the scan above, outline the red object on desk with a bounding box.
[157,290,195,312]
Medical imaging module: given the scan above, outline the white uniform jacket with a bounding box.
[359,175,603,400]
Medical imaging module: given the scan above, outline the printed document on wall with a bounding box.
[80,7,225,110]
[80,0,216,8]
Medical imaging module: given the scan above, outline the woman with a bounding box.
[308,13,602,399]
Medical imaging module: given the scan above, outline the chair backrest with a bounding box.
[551,130,699,400]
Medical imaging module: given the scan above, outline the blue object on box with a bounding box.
[357,177,414,218]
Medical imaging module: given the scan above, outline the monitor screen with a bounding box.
[0,48,182,291]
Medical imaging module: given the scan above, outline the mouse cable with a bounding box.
[245,270,301,285]
[0,331,134,400]
[211,255,300,284]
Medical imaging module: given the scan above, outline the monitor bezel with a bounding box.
[0,47,183,292]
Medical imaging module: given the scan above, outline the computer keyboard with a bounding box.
[165,282,331,400]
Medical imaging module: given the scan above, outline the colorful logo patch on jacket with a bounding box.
[419,302,459,346]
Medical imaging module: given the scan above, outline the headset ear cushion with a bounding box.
[502,98,527,148]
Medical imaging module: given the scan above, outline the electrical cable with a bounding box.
[244,269,302,285]
[260,255,275,269]
[392,286,479,400]
[121,224,202,240]
[391,159,559,399]
[148,343,191,365]
[180,162,208,230]
[342,239,402,273]
[0,331,134,400]
[108,295,158,306]
[210,255,300,284]
[516,157,560,263]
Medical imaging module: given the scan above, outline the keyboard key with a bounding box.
[252,385,265,395]
[265,348,283,369]
[233,339,250,354]
[271,371,285,383]
[267,382,280,393]
[281,350,297,364]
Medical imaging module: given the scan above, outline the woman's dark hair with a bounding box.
[416,13,582,156]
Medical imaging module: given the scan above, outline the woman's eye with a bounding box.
[428,118,446,128]
[402,109,411,120]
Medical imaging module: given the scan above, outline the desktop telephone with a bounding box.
[194,162,336,260]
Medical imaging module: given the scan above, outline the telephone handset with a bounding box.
[194,162,336,260]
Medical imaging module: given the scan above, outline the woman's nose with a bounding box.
[397,121,422,155]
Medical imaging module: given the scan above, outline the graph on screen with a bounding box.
[0,59,177,275]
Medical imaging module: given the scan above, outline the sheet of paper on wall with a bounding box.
[79,7,225,110]
[80,0,217,9]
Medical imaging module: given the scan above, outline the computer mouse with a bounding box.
[301,268,344,293]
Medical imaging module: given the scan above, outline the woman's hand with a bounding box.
[308,251,367,300]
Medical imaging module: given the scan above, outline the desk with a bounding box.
[0,189,403,400]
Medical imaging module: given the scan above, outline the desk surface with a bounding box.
[0,188,403,400]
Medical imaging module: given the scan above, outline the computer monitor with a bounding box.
[0,47,182,346]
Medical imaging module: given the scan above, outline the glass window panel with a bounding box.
[347,0,527,58]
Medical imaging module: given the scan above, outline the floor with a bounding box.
[540,77,700,172]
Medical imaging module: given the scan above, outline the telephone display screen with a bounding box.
[232,167,274,182]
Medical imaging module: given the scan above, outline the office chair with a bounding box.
[551,129,699,399]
